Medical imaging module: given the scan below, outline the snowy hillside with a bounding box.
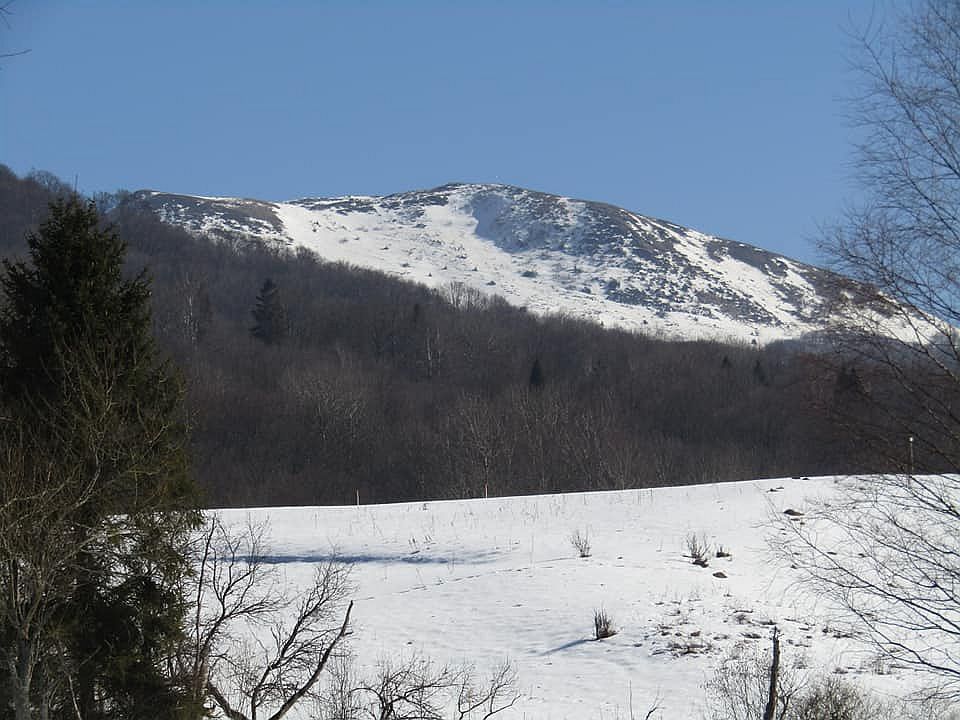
[137,184,869,344]
[213,478,926,720]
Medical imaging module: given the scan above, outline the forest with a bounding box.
[0,165,891,508]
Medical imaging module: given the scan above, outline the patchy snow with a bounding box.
[270,191,813,344]
[212,477,928,720]
[142,183,943,346]
[144,184,869,345]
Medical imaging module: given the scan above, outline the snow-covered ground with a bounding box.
[214,477,926,720]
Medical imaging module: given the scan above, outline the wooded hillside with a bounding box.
[0,167,877,507]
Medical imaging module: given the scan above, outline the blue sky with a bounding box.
[1,1,884,264]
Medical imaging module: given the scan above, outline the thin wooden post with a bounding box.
[762,628,780,720]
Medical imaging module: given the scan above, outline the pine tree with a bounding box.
[529,357,544,389]
[0,198,199,720]
[833,364,864,400]
[753,358,769,387]
[250,277,288,344]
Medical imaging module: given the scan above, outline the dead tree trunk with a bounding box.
[762,628,780,720]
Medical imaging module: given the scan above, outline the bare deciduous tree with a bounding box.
[0,331,197,720]
[0,429,95,720]
[183,517,522,720]
[181,515,353,720]
[318,654,518,720]
[779,473,960,695]
[762,629,781,720]
[787,0,960,697]
[704,636,908,720]
[704,633,802,720]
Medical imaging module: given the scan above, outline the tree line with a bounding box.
[0,165,903,509]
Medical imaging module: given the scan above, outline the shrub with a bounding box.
[789,676,892,720]
[703,643,942,720]
[571,529,591,558]
[685,532,710,567]
[594,608,616,640]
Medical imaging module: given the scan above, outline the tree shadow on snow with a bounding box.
[542,638,592,655]
[253,548,504,566]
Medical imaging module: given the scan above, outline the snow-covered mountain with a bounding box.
[136,183,863,344]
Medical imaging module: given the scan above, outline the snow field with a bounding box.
[213,477,925,719]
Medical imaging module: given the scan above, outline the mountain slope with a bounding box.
[136,183,859,343]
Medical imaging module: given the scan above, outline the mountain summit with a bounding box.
[137,183,855,344]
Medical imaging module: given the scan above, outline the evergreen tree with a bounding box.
[529,357,544,389]
[753,358,769,387]
[833,364,864,400]
[0,198,199,720]
[250,277,288,344]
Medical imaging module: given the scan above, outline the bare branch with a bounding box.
[0,2,31,66]
[184,515,353,720]
[808,2,960,691]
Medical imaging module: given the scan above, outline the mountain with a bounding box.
[135,182,857,344]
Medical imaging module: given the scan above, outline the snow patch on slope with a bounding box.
[139,183,902,344]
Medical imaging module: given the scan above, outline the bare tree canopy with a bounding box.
[828,1,960,329]
[184,515,520,720]
[0,1,30,63]
[820,0,960,475]
[180,515,354,720]
[781,474,960,691]
[791,0,960,698]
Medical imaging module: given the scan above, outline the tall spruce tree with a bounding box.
[0,198,199,720]
[528,357,544,390]
[250,277,288,345]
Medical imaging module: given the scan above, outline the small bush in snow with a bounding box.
[594,608,616,640]
[789,677,894,720]
[570,529,591,558]
[703,643,944,720]
[685,532,710,567]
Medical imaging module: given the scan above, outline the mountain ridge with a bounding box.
[135,182,863,344]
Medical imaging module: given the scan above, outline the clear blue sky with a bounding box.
[1,1,885,265]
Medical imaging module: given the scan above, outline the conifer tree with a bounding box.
[753,358,769,387]
[529,357,544,389]
[0,197,199,720]
[250,277,288,345]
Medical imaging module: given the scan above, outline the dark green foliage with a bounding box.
[529,357,544,389]
[0,197,194,511]
[833,364,863,400]
[0,196,199,720]
[753,358,769,386]
[0,198,151,402]
[250,277,288,344]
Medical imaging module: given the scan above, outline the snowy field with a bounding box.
[214,477,925,720]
